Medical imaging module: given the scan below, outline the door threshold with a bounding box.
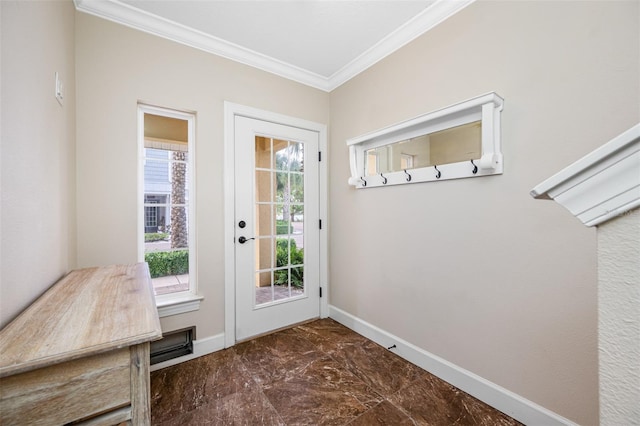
[235,317,320,344]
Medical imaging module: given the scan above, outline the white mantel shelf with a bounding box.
[531,123,640,227]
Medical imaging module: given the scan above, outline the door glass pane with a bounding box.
[274,139,289,170]
[289,142,304,172]
[255,271,273,305]
[274,268,288,288]
[254,136,305,306]
[290,240,303,267]
[274,278,291,301]
[255,136,272,169]
[255,170,272,203]
[276,238,289,267]
[290,173,303,202]
[292,217,303,252]
[256,237,272,270]
[256,204,272,236]
[275,172,288,202]
[275,203,287,234]
[291,266,304,289]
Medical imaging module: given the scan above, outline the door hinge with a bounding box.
[319,287,323,298]
[319,219,322,230]
[318,151,322,162]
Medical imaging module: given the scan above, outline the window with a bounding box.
[366,150,379,175]
[144,195,168,232]
[400,154,414,170]
[138,104,199,309]
[347,92,504,188]
[145,202,158,229]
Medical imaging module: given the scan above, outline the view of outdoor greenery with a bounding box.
[273,143,304,289]
[255,139,305,304]
[143,147,189,287]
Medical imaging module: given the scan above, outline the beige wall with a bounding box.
[4,1,639,423]
[75,13,329,340]
[1,0,77,328]
[328,1,639,424]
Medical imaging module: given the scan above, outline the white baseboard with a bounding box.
[150,332,225,372]
[329,305,576,426]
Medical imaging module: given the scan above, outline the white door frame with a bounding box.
[223,102,328,348]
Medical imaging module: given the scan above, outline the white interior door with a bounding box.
[234,116,320,341]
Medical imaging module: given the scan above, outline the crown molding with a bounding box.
[74,0,474,93]
[531,123,640,227]
[327,0,475,91]
[74,0,331,90]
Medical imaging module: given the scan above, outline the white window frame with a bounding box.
[347,92,504,188]
[137,103,202,317]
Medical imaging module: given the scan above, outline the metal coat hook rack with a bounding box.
[346,92,504,189]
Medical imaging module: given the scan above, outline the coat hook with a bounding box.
[471,159,478,174]
[360,176,367,187]
[434,165,441,179]
[404,169,412,182]
[380,173,387,184]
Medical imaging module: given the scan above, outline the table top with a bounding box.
[0,263,162,377]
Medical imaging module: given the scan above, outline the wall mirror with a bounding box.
[364,121,482,176]
[347,93,504,188]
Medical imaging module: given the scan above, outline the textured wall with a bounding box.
[598,208,640,425]
[329,1,639,424]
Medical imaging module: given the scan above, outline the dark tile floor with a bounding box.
[150,318,521,425]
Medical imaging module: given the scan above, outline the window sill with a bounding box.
[156,293,204,318]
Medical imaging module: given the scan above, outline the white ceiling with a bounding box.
[74,0,474,91]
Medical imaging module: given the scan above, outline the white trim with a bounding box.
[137,103,201,309]
[329,305,578,426]
[224,102,328,348]
[73,0,474,92]
[223,104,236,349]
[150,332,225,372]
[157,293,204,318]
[531,123,640,227]
[318,125,329,319]
[137,106,146,264]
[328,0,475,90]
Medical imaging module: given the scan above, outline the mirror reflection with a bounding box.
[365,121,481,176]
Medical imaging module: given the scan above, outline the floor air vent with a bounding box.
[150,327,194,365]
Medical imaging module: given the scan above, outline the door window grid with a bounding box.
[254,137,305,306]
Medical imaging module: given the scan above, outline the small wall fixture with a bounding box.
[347,92,504,188]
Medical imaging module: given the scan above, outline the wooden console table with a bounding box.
[0,263,162,425]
